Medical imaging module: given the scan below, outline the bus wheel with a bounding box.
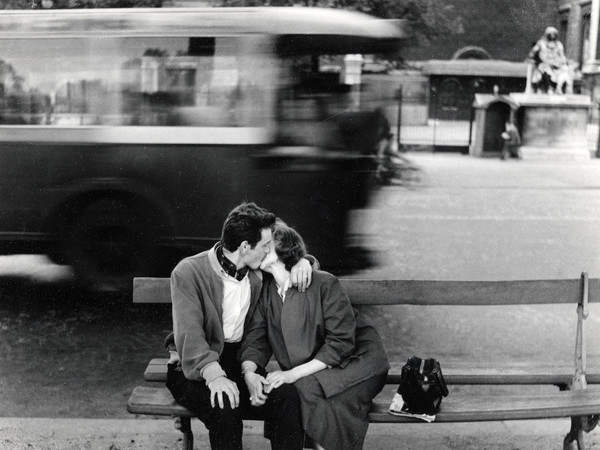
[66,198,159,292]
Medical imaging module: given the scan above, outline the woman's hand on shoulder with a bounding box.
[264,370,299,393]
[290,258,312,292]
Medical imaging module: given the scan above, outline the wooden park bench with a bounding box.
[127,274,600,450]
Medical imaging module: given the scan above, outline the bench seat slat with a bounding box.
[127,386,600,423]
[128,386,192,417]
[370,391,600,422]
[143,358,600,385]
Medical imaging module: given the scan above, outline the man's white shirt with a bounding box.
[220,271,251,343]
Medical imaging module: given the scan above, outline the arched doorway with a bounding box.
[482,101,512,154]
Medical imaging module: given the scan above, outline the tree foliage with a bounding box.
[219,0,464,46]
[2,0,464,51]
[331,0,463,45]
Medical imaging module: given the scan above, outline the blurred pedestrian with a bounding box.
[501,121,521,160]
[375,130,396,184]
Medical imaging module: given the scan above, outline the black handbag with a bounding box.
[396,356,449,417]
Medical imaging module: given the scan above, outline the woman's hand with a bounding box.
[265,370,299,393]
[290,258,312,292]
[265,360,327,393]
[244,371,269,407]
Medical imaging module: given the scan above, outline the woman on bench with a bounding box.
[240,224,390,450]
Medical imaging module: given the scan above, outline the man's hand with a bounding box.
[244,371,269,407]
[290,258,312,292]
[207,376,240,409]
[264,370,299,393]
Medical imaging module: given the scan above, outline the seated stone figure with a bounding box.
[527,27,571,94]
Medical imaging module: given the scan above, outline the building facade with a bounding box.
[402,0,559,62]
[423,59,528,121]
[559,1,600,99]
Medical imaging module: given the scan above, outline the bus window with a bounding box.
[0,35,274,127]
[275,55,396,152]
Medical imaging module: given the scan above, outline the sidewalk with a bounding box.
[399,120,471,146]
[1,416,599,449]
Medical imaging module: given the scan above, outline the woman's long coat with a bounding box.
[241,270,390,449]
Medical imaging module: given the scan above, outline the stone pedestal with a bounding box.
[510,93,593,159]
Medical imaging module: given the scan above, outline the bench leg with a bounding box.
[563,416,600,450]
[174,416,194,450]
[563,274,599,449]
[563,416,584,450]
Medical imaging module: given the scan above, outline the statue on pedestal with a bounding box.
[527,27,573,94]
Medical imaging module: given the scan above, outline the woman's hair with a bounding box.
[273,225,306,271]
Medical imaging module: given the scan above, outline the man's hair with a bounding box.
[221,202,276,252]
[273,225,306,271]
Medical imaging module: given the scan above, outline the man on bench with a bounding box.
[166,202,315,449]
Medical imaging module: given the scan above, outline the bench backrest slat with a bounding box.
[134,277,170,304]
[133,277,599,305]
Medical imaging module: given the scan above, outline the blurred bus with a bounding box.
[0,7,405,290]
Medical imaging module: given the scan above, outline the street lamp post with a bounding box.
[588,0,600,71]
[590,0,600,157]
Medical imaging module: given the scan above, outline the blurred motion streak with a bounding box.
[0,255,73,283]
[0,7,407,290]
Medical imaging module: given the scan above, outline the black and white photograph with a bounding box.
[1,0,600,449]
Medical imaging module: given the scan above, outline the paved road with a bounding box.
[3,152,600,282]
[3,416,599,450]
[343,153,600,369]
[2,152,600,449]
[350,152,600,281]
[2,153,599,367]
